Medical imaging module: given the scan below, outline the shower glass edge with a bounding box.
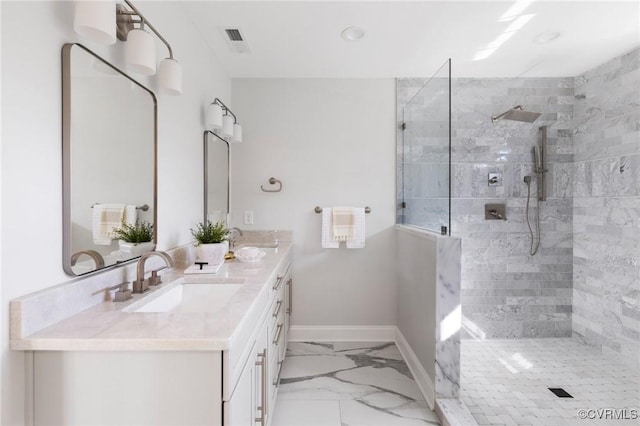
[400,58,452,235]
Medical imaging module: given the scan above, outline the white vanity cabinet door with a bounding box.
[225,315,269,426]
[33,351,222,426]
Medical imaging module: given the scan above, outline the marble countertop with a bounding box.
[10,242,292,352]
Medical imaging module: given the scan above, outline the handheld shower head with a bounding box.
[491,105,541,123]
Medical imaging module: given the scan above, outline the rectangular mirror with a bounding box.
[62,43,157,276]
[204,131,229,225]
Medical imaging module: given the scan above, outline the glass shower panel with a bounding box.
[401,59,451,234]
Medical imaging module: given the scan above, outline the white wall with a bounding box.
[396,226,437,381]
[1,2,230,423]
[230,79,397,326]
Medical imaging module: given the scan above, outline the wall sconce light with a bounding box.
[207,98,242,143]
[73,0,182,96]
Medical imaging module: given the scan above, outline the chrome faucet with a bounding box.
[131,251,174,293]
[229,227,243,250]
[70,250,105,269]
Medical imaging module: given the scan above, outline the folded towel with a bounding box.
[332,207,355,242]
[321,208,339,248]
[92,204,136,245]
[346,207,366,249]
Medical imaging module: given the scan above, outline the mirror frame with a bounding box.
[203,130,230,224]
[62,43,158,276]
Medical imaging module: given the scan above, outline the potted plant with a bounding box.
[191,221,229,265]
[111,219,155,258]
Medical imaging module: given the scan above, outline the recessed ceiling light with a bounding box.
[341,26,365,41]
[532,31,561,45]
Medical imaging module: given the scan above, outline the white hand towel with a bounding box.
[332,206,356,242]
[124,204,137,226]
[346,207,366,249]
[321,208,339,248]
[92,204,126,245]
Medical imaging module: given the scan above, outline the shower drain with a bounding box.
[548,388,574,398]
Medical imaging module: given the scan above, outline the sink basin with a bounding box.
[129,283,243,313]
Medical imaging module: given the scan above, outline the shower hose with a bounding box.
[524,177,541,256]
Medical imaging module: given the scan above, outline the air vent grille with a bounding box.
[225,29,243,42]
[220,27,251,54]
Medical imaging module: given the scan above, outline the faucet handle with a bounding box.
[112,282,132,302]
[148,268,166,287]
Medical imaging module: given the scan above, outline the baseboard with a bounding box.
[394,328,436,409]
[287,325,397,342]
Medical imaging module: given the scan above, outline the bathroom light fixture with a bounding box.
[72,0,182,95]
[73,1,117,45]
[207,98,242,143]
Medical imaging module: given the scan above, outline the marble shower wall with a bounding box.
[397,77,575,339]
[571,48,640,368]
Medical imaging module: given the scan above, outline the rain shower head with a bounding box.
[491,105,541,123]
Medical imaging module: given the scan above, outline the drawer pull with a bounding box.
[286,278,293,315]
[255,349,267,425]
[273,360,284,387]
[273,300,282,318]
[273,276,284,291]
[272,323,283,345]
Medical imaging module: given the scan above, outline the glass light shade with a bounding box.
[159,58,182,95]
[74,1,117,45]
[125,28,156,75]
[220,115,234,138]
[207,103,223,130]
[231,123,243,143]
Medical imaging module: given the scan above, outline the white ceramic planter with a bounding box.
[196,241,228,266]
[118,241,156,258]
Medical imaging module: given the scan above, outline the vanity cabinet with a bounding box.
[225,319,268,426]
[28,252,292,426]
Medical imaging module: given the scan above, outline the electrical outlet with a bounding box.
[244,210,254,225]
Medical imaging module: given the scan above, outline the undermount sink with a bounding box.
[128,282,244,313]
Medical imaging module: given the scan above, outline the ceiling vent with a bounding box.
[221,27,251,54]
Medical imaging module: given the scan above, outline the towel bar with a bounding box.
[314,206,371,214]
[92,203,149,211]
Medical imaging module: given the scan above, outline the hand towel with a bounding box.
[124,204,137,226]
[92,204,126,245]
[346,207,366,249]
[321,208,339,248]
[332,207,356,242]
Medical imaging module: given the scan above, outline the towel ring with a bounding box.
[261,177,282,193]
[314,206,371,214]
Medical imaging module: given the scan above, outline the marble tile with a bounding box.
[436,237,462,398]
[340,400,440,426]
[461,338,640,426]
[271,400,341,426]
[277,342,441,425]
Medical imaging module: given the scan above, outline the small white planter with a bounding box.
[196,241,229,266]
[118,241,156,258]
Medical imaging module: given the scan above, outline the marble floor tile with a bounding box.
[340,400,440,426]
[271,400,342,426]
[274,342,441,426]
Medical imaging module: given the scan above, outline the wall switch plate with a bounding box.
[243,210,254,225]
